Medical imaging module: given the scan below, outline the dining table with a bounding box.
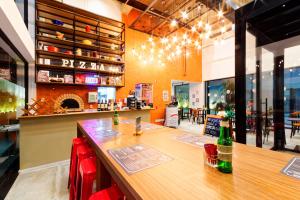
[77,117,300,200]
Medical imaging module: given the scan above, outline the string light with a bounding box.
[221,26,226,33]
[132,5,234,66]
[172,36,178,43]
[181,10,188,20]
[197,21,203,28]
[205,23,211,31]
[171,19,177,27]
[217,10,223,18]
[191,26,197,32]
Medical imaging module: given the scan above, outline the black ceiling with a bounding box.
[246,0,300,46]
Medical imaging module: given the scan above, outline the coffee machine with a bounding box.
[127,90,136,109]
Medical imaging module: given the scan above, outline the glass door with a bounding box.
[246,31,300,152]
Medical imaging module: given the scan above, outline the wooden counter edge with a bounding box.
[18,108,154,120]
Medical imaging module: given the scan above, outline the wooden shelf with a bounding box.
[74,42,99,51]
[74,67,124,75]
[75,55,98,62]
[36,0,125,88]
[37,36,124,55]
[36,21,74,34]
[100,35,124,45]
[37,35,74,47]
[99,59,124,65]
[36,64,124,76]
[100,47,124,55]
[36,64,74,71]
[36,50,74,59]
[36,81,124,87]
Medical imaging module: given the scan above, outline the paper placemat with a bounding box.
[141,123,163,131]
[282,157,300,179]
[90,129,119,140]
[175,133,216,148]
[108,144,173,174]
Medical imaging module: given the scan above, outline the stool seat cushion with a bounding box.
[89,186,123,200]
[80,158,96,176]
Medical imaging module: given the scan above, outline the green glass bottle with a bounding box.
[217,120,232,173]
[113,110,119,125]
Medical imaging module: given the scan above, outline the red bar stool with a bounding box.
[70,144,95,200]
[76,157,97,200]
[68,138,86,188]
[89,185,124,200]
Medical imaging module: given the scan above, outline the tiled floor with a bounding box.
[5,161,69,200]
[179,119,300,152]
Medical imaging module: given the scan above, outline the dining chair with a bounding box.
[290,111,300,138]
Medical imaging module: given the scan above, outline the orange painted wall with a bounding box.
[116,26,202,123]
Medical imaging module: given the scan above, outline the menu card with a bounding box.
[108,144,173,174]
[88,128,119,140]
[175,133,216,148]
[282,157,300,179]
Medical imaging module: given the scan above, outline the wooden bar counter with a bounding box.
[77,118,300,200]
[19,109,152,169]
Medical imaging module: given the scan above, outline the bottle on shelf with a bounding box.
[105,100,109,111]
[107,100,111,111]
[100,99,104,111]
[97,100,101,112]
[217,120,233,173]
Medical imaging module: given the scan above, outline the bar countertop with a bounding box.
[78,117,300,200]
[19,108,154,120]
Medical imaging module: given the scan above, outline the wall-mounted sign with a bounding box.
[62,59,74,68]
[163,90,169,101]
[88,92,98,103]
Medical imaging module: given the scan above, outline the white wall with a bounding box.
[63,0,122,21]
[202,36,235,81]
[0,0,35,62]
